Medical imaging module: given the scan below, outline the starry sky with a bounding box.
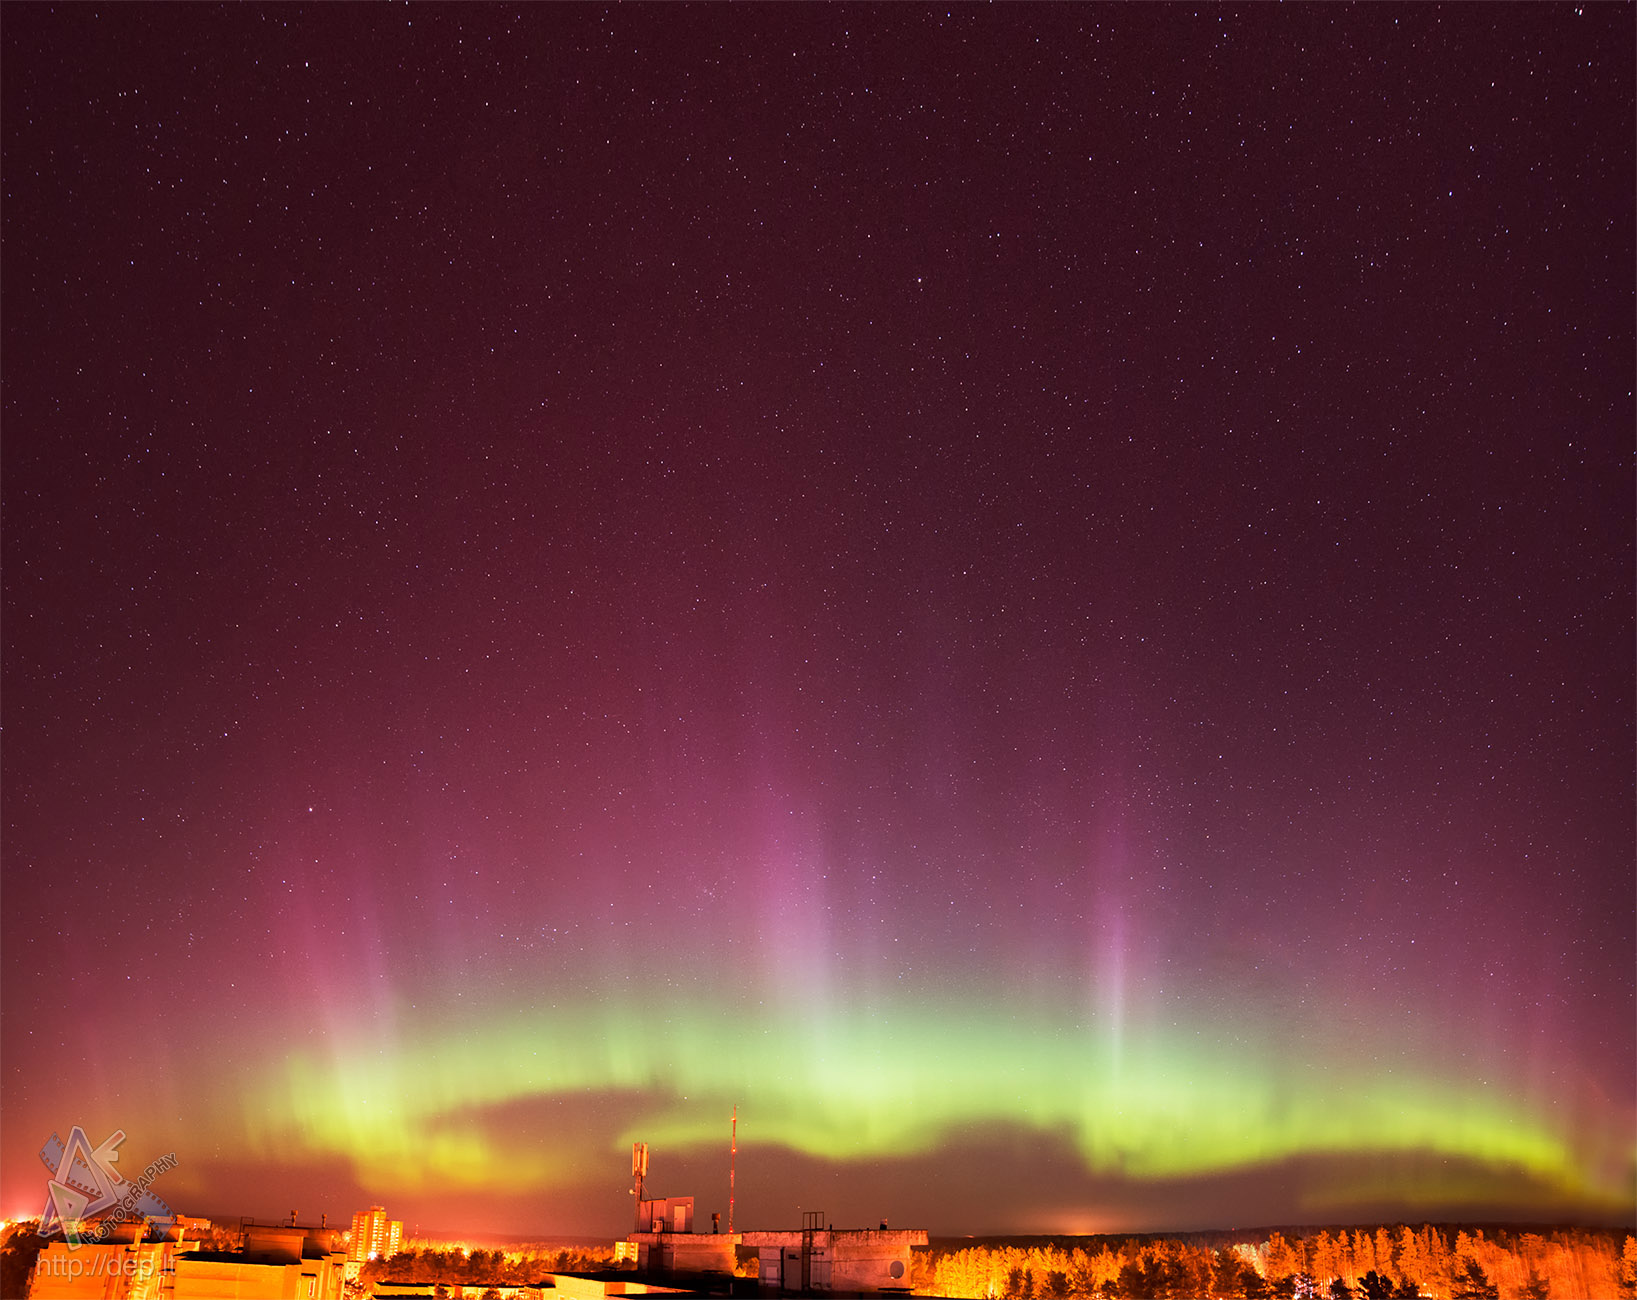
[3,5,1632,1240]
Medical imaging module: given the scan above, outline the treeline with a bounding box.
[912,1226,1637,1300]
[361,1244,614,1286]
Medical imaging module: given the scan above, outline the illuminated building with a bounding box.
[348,1206,403,1263]
[628,1194,925,1290]
[29,1237,177,1300]
[29,1220,348,1300]
[174,1223,348,1299]
[742,1224,927,1293]
[626,1147,924,1292]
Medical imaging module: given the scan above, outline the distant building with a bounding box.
[349,1205,404,1263]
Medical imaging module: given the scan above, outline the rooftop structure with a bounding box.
[741,1220,927,1294]
[29,1219,348,1300]
[623,1141,925,1294]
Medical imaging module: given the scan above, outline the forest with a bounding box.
[355,1227,1637,1299]
[909,1225,1637,1300]
[358,1243,614,1288]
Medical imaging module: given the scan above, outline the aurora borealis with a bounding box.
[3,4,1632,1239]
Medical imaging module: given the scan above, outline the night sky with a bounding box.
[3,5,1632,1239]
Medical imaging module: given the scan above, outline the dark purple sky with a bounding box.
[3,5,1632,1238]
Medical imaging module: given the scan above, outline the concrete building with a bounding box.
[369,1278,693,1299]
[370,1287,546,1298]
[627,1194,738,1278]
[634,1197,695,1236]
[29,1220,348,1300]
[174,1222,348,1299]
[29,1238,177,1300]
[622,1144,923,1293]
[741,1226,926,1294]
[546,1276,697,1300]
[625,1217,927,1295]
[350,1205,405,1263]
[628,1218,735,1277]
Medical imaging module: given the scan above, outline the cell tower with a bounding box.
[632,1141,648,1229]
[728,1106,737,1234]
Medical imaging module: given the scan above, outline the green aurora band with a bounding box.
[236,992,1627,1215]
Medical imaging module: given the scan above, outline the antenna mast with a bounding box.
[729,1106,737,1234]
[632,1142,649,1231]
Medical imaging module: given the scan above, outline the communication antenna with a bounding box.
[632,1142,649,1227]
[729,1106,737,1234]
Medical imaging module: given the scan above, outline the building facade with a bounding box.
[29,1221,348,1300]
[349,1206,404,1263]
[741,1227,926,1294]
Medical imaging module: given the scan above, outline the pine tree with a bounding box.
[1450,1258,1499,1300]
[1357,1270,1394,1300]
[1265,1234,1300,1284]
